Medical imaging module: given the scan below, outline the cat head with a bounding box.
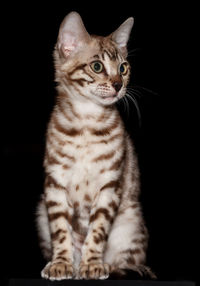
[54,12,134,106]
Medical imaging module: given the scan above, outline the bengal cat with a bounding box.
[36,11,155,280]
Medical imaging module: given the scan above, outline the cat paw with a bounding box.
[41,261,74,280]
[79,263,110,279]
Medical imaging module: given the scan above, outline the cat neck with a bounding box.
[56,88,117,121]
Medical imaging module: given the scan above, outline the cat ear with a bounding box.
[111,17,134,56]
[57,12,90,58]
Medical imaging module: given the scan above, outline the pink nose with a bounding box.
[112,81,122,92]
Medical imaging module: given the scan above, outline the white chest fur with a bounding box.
[45,100,125,214]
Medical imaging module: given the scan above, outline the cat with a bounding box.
[36,11,155,280]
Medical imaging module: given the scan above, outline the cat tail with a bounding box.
[110,264,157,279]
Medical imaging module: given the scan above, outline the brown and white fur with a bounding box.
[36,11,155,280]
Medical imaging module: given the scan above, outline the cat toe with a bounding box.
[79,263,110,280]
[41,261,74,280]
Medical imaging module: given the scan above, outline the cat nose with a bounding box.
[112,81,122,92]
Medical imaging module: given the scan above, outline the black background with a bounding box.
[2,1,195,284]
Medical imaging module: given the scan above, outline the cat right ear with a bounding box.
[57,12,90,58]
[111,17,134,57]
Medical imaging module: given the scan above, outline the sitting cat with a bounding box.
[36,11,155,280]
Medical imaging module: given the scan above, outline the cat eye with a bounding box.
[119,63,128,75]
[90,61,104,73]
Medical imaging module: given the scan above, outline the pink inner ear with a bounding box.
[60,32,77,57]
[61,44,76,57]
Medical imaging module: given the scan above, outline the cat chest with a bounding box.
[60,134,122,200]
[61,133,119,178]
[48,123,125,203]
[64,142,107,199]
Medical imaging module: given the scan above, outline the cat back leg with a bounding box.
[104,204,150,276]
[103,135,156,279]
[104,206,156,278]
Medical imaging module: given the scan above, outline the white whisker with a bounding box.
[125,92,141,126]
[127,48,141,58]
[131,84,159,96]
[124,96,130,117]
[126,88,143,98]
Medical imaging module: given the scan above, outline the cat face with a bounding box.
[54,12,133,106]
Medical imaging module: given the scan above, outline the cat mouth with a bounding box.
[93,91,119,105]
[101,94,118,100]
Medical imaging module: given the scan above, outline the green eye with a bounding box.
[119,63,128,75]
[90,61,103,73]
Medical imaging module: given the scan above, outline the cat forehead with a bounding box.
[91,35,116,49]
[86,35,124,61]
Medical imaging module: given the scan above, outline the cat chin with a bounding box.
[98,93,126,106]
[94,95,119,106]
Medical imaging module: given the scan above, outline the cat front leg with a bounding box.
[79,183,120,279]
[41,176,75,280]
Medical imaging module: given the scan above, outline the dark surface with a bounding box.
[2,1,195,284]
[7,279,196,286]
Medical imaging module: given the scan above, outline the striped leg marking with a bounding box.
[41,187,75,280]
[79,184,120,279]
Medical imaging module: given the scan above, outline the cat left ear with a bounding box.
[111,17,134,56]
[57,11,91,58]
